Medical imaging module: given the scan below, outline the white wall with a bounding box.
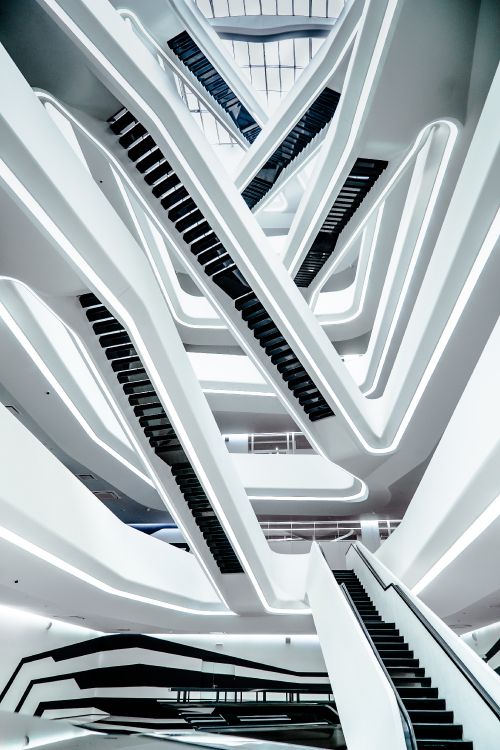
[377,316,500,619]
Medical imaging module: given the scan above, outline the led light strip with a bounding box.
[0,524,234,616]
[310,120,456,309]
[362,120,459,395]
[0,155,313,615]
[412,492,500,596]
[0,281,153,487]
[0,157,234,613]
[248,490,366,502]
[32,36,496,464]
[108,162,222,331]
[33,93,335,462]
[287,0,404,274]
[33,2,379,452]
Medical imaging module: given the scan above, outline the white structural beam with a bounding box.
[0,41,312,615]
[283,0,407,274]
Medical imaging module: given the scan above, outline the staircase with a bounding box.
[241,88,340,210]
[107,107,334,422]
[79,292,243,574]
[168,31,261,144]
[332,570,473,749]
[295,157,388,287]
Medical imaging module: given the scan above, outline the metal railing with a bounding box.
[262,519,401,543]
[158,688,333,704]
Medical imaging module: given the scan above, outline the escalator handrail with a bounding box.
[349,543,500,720]
[339,582,418,750]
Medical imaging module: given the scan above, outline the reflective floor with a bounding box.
[0,713,346,750]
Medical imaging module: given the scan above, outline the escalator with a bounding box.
[241,88,340,210]
[333,570,473,749]
[107,107,334,422]
[294,158,388,287]
[168,31,261,144]
[79,292,243,574]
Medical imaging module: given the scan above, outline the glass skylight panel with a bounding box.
[174,75,244,153]
[194,0,344,17]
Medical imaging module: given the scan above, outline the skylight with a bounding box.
[223,36,325,114]
[186,0,343,143]
[195,1,342,18]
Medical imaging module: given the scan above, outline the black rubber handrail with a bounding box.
[340,583,417,750]
[349,543,500,720]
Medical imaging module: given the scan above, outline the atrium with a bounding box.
[0,0,499,748]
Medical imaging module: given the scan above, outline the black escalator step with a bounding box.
[144,427,176,439]
[191,232,220,255]
[204,253,232,276]
[119,122,146,148]
[277,359,302,375]
[197,244,226,266]
[293,381,317,396]
[79,292,100,309]
[93,319,123,336]
[171,462,193,474]
[271,350,296,366]
[161,185,188,210]
[168,197,197,222]
[109,108,135,134]
[118,369,147,384]
[212,266,250,300]
[86,305,112,322]
[392,676,432,687]
[150,436,180,449]
[257,324,282,343]
[413,724,462,740]
[128,135,155,161]
[408,711,454,724]
[404,698,447,710]
[263,335,286,352]
[298,391,323,407]
[248,315,273,333]
[153,173,180,198]
[283,368,310,388]
[176,209,204,232]
[123,380,154,396]
[242,306,269,324]
[105,346,135,363]
[265,340,290,356]
[399,688,439,700]
[183,220,211,244]
[137,150,165,175]
[134,404,166,417]
[416,741,472,750]
[112,356,141,372]
[234,292,259,311]
[144,158,171,184]
[140,416,172,429]
[309,404,335,421]
[99,331,130,349]
[155,445,183,459]
[128,393,161,407]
